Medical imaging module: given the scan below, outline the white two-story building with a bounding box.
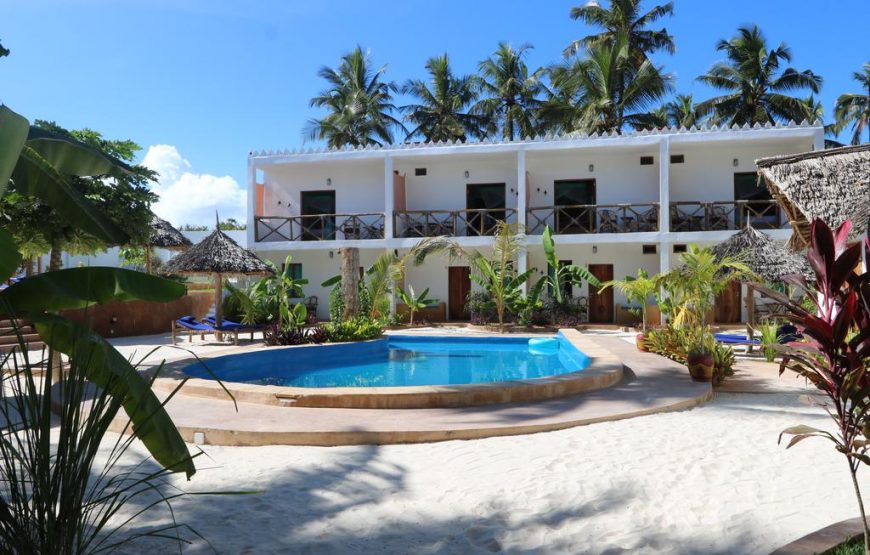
[247,122,824,323]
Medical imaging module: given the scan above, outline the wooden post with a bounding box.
[746,283,756,354]
[145,247,152,274]
[214,272,224,341]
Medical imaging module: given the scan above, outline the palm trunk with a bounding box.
[340,247,360,320]
[49,236,63,272]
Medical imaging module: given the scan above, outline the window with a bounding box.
[414,168,427,176]
[282,263,303,298]
[554,179,596,233]
[466,183,506,236]
[640,156,654,165]
[300,190,336,240]
[670,154,685,164]
[673,244,687,254]
[642,244,657,254]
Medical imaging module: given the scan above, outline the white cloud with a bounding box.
[141,144,246,227]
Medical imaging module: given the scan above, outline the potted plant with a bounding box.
[685,326,715,381]
[601,268,657,351]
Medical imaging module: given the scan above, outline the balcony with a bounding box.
[394,208,518,238]
[669,200,783,232]
[254,213,385,242]
[526,203,659,235]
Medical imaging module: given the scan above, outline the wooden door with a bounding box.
[448,266,471,320]
[588,264,614,324]
[715,281,742,323]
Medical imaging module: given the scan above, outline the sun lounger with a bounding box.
[714,333,761,346]
[171,316,212,344]
[203,317,261,343]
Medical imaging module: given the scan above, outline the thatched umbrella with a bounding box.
[146,215,192,274]
[162,218,272,337]
[710,226,814,283]
[756,144,870,250]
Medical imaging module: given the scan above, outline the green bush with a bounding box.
[323,317,384,342]
[328,283,372,322]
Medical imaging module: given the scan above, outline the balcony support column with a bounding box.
[517,149,527,230]
[247,155,256,246]
[658,138,670,234]
[384,155,394,239]
[659,239,670,325]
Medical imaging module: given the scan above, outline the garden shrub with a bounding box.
[323,317,384,342]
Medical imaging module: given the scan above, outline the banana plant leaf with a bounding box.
[32,313,195,478]
[0,229,23,283]
[0,267,185,315]
[0,105,29,196]
[24,126,132,177]
[12,145,128,244]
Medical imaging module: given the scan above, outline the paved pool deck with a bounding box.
[116,333,714,446]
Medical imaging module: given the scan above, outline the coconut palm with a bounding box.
[833,62,870,145]
[306,46,404,148]
[564,0,675,60]
[474,43,544,140]
[549,36,672,134]
[695,26,822,126]
[658,93,702,128]
[401,54,484,142]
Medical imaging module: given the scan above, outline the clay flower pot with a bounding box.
[686,352,715,381]
[635,332,649,352]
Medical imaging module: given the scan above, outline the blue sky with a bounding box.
[2,0,867,225]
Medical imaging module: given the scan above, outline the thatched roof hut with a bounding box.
[756,144,870,250]
[162,225,272,331]
[149,215,192,250]
[710,226,814,283]
[162,228,270,276]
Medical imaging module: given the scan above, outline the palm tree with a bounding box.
[659,94,701,128]
[696,26,822,126]
[474,43,544,140]
[564,0,675,60]
[306,46,404,148]
[549,36,672,134]
[833,62,870,145]
[401,54,483,142]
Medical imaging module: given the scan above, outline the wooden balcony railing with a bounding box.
[254,213,385,242]
[394,208,517,238]
[526,203,659,234]
[669,200,783,232]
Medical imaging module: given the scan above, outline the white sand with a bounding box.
[106,390,868,554]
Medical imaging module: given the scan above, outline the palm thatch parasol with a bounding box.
[756,144,870,250]
[162,217,272,336]
[146,215,192,274]
[710,226,814,283]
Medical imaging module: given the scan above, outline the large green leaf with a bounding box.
[25,126,132,177]
[12,146,129,244]
[0,267,185,315]
[32,313,195,478]
[0,228,23,283]
[0,105,29,196]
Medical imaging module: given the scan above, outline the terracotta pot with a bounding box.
[635,333,649,352]
[686,352,715,382]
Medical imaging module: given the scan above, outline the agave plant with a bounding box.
[757,219,870,553]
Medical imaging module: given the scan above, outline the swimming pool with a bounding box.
[184,333,591,389]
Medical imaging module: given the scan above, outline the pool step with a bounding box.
[0,319,46,354]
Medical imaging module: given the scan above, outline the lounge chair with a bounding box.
[714,333,761,346]
[203,316,261,343]
[171,316,212,344]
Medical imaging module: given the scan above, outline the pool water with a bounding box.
[184,333,591,389]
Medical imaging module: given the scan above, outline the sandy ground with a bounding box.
[101,389,864,555]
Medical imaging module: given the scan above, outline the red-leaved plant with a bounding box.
[758,218,870,553]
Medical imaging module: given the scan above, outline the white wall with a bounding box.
[525,148,660,207]
[396,154,518,212]
[669,137,813,202]
[263,159,385,216]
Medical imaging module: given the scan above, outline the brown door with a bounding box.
[448,266,471,320]
[588,264,614,324]
[715,281,742,323]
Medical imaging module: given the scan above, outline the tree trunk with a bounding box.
[340,247,360,320]
[848,461,870,555]
[145,247,152,274]
[24,257,33,277]
[49,236,63,272]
